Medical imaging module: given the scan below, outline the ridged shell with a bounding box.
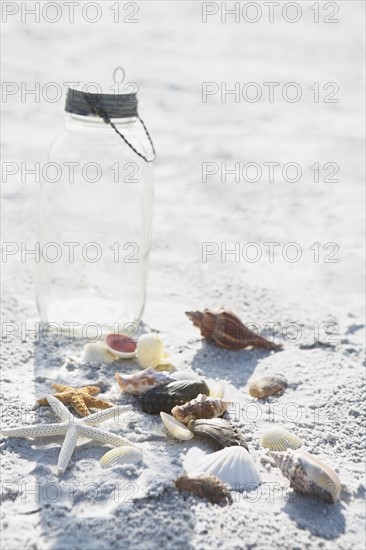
[115,368,173,395]
[100,446,143,469]
[139,380,210,415]
[81,343,116,364]
[160,412,194,441]
[172,394,231,424]
[105,333,137,358]
[175,473,233,505]
[248,374,288,399]
[193,446,261,490]
[137,333,167,369]
[270,449,341,502]
[261,428,302,452]
[188,418,249,451]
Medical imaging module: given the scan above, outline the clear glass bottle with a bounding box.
[36,87,155,333]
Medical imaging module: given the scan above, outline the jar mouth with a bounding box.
[64,112,138,130]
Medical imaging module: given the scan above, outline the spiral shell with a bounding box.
[137,333,167,369]
[270,449,341,502]
[188,418,248,451]
[139,380,210,415]
[248,374,288,399]
[261,428,302,452]
[100,446,143,469]
[160,412,194,441]
[115,368,173,395]
[172,394,231,424]
[175,473,233,505]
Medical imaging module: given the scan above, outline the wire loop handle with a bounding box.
[83,94,156,163]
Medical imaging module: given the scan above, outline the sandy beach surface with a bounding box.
[1,2,365,549]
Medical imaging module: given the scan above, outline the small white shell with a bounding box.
[270,449,341,502]
[261,428,302,452]
[172,370,200,381]
[209,381,225,398]
[160,412,194,441]
[100,446,143,469]
[193,446,261,490]
[81,343,116,365]
[137,333,169,369]
[248,374,287,399]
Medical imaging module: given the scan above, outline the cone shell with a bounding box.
[137,333,166,369]
[172,394,231,424]
[81,343,116,365]
[193,446,261,490]
[248,374,288,399]
[160,412,194,441]
[100,446,143,469]
[188,418,249,451]
[270,449,341,502]
[175,473,233,505]
[140,380,210,415]
[261,428,302,452]
[115,368,173,396]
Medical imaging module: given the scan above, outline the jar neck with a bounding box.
[64,112,138,132]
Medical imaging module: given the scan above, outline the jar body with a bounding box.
[36,115,154,332]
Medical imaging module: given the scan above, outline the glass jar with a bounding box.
[36,86,155,334]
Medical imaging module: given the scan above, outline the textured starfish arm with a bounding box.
[84,395,113,410]
[80,425,134,447]
[47,395,73,422]
[79,386,101,395]
[70,395,91,417]
[2,422,68,438]
[52,384,73,392]
[83,405,133,426]
[57,426,79,475]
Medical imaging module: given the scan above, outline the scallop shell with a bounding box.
[115,368,173,395]
[248,374,288,399]
[188,418,249,451]
[81,343,116,365]
[172,394,231,424]
[140,380,210,415]
[175,473,233,505]
[160,412,194,441]
[270,449,341,502]
[100,446,143,469]
[105,333,137,359]
[193,446,261,490]
[137,333,169,369]
[261,428,302,452]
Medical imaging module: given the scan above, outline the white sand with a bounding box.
[1,2,365,549]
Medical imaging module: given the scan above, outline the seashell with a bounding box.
[137,333,169,369]
[175,473,233,505]
[270,449,341,502]
[105,333,137,359]
[172,370,200,381]
[209,381,225,398]
[193,446,261,490]
[100,446,143,469]
[186,308,282,351]
[188,418,248,451]
[115,368,173,396]
[248,374,288,399]
[81,342,116,365]
[172,394,231,424]
[139,380,210,415]
[261,428,302,452]
[160,412,194,441]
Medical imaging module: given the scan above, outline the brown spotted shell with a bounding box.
[248,374,288,399]
[171,394,231,424]
[175,473,233,505]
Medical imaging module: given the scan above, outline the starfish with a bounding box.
[2,396,134,475]
[37,383,113,417]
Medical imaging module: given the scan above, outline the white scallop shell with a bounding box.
[137,333,169,369]
[100,446,143,469]
[270,449,341,502]
[81,343,116,364]
[261,428,302,452]
[160,412,194,441]
[193,446,262,490]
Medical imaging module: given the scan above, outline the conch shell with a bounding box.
[175,473,233,505]
[172,394,231,424]
[115,368,173,395]
[186,308,281,351]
